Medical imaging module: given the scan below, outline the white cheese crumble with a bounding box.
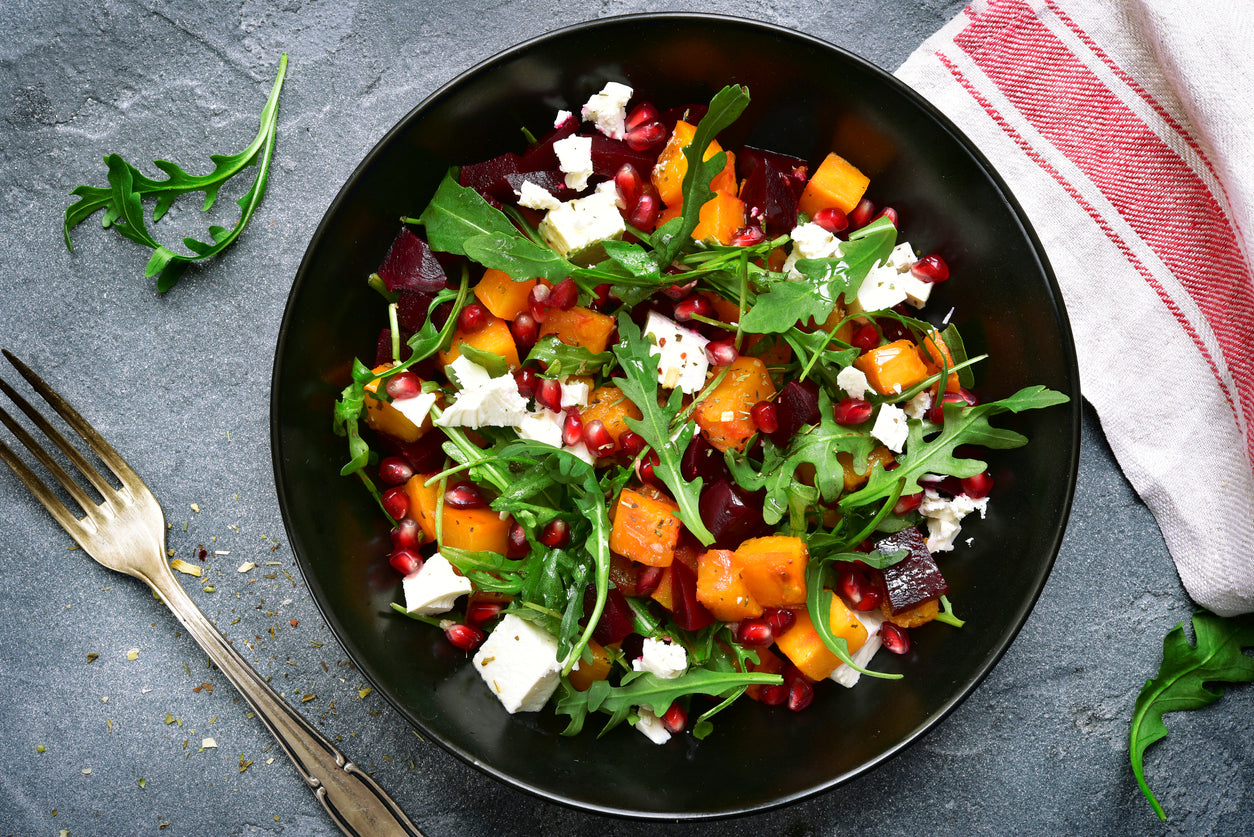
[848,239,935,312]
[403,553,473,616]
[435,357,529,430]
[559,378,590,409]
[904,389,933,420]
[554,109,574,129]
[516,180,562,211]
[919,489,990,552]
[632,637,688,679]
[538,181,625,264]
[515,408,564,447]
[870,403,909,453]
[581,81,633,139]
[391,390,439,429]
[473,613,564,713]
[552,134,593,192]
[790,221,843,259]
[836,365,871,400]
[634,705,671,745]
[830,609,887,688]
[643,310,710,394]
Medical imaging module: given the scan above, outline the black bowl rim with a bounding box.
[270,11,1082,820]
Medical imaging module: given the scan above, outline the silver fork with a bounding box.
[0,350,423,837]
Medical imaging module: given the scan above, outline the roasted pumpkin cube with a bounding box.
[693,356,777,452]
[404,474,511,554]
[696,549,764,622]
[852,338,931,396]
[474,268,536,321]
[537,305,616,355]
[798,151,870,217]
[652,120,732,208]
[610,487,681,567]
[734,535,808,607]
[438,313,520,370]
[775,595,868,681]
[363,364,431,443]
[581,385,643,445]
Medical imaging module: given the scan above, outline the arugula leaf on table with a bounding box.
[525,336,613,378]
[1130,610,1254,820]
[64,54,288,293]
[840,385,1071,509]
[612,313,715,545]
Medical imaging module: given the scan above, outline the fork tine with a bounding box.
[0,433,88,540]
[2,350,143,493]
[0,395,106,516]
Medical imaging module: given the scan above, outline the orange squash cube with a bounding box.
[363,364,431,443]
[696,549,764,622]
[734,536,809,607]
[537,305,616,355]
[650,543,700,612]
[438,313,521,371]
[919,330,962,392]
[403,474,511,554]
[693,356,777,452]
[581,386,643,445]
[609,487,681,567]
[744,645,785,701]
[652,121,732,208]
[691,191,746,245]
[567,639,614,691]
[474,269,536,321]
[798,151,870,217]
[852,339,931,396]
[837,445,896,492]
[775,595,868,681]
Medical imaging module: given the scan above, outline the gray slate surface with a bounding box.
[1,1,1250,835]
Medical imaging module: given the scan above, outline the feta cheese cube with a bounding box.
[581,81,633,140]
[633,705,671,745]
[643,311,709,394]
[886,241,917,269]
[790,221,843,260]
[403,554,473,616]
[553,134,593,192]
[538,182,625,265]
[434,365,529,430]
[631,637,688,679]
[516,180,562,211]
[919,489,990,552]
[559,377,590,409]
[516,408,564,447]
[553,109,574,129]
[870,403,909,453]
[836,366,870,401]
[446,355,492,390]
[898,271,934,308]
[473,613,563,713]
[852,262,910,313]
[830,609,887,688]
[904,390,933,420]
[391,390,439,429]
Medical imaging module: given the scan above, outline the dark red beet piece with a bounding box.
[736,146,808,236]
[585,584,636,646]
[872,527,949,614]
[459,151,523,204]
[699,479,769,549]
[659,104,708,131]
[667,559,715,631]
[376,430,449,475]
[377,228,448,293]
[502,170,575,203]
[769,380,821,446]
[396,289,439,333]
[519,117,579,172]
[590,134,663,180]
[374,327,413,366]
[680,433,729,484]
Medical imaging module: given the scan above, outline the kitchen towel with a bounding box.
[897,0,1254,616]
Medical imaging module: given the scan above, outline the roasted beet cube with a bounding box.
[590,134,662,180]
[699,479,769,550]
[667,558,715,631]
[873,527,949,614]
[585,584,636,646]
[373,327,413,367]
[519,117,579,172]
[459,151,523,203]
[502,170,575,204]
[660,104,708,131]
[376,429,448,475]
[681,433,729,484]
[396,289,439,333]
[769,380,821,446]
[377,228,448,293]
[737,146,808,236]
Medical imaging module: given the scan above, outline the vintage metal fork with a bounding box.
[0,350,422,837]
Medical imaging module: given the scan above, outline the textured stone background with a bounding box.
[1,1,1250,835]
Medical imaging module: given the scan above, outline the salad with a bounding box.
[333,81,1067,744]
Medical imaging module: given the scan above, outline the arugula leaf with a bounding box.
[458,343,511,378]
[739,280,834,334]
[416,172,527,257]
[525,336,613,378]
[64,54,288,292]
[463,231,576,282]
[1131,610,1254,820]
[612,314,715,545]
[601,240,662,282]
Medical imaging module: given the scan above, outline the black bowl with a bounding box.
[271,13,1080,819]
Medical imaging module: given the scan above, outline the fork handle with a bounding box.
[144,564,424,836]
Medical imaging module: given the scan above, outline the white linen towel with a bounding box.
[897,0,1254,616]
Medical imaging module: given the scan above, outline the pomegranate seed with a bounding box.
[514,367,538,400]
[637,565,663,597]
[390,518,422,551]
[388,548,423,577]
[927,388,978,424]
[837,568,883,612]
[662,279,697,300]
[378,456,414,486]
[662,703,687,734]
[764,607,795,635]
[911,254,950,283]
[759,683,788,706]
[962,470,994,499]
[583,419,616,456]
[851,324,880,351]
[614,163,643,210]
[510,312,539,350]
[874,206,899,227]
[591,283,613,311]
[539,518,571,548]
[618,430,646,457]
[466,601,503,626]
[444,481,487,509]
[832,397,873,426]
[848,197,876,229]
[625,120,666,151]
[562,410,584,447]
[673,295,713,322]
[786,678,814,712]
[730,225,766,247]
[506,523,529,559]
[457,302,488,333]
[812,207,849,235]
[536,378,563,412]
[549,277,578,310]
[528,283,552,322]
[736,618,774,647]
[625,101,659,132]
[385,371,421,400]
[893,491,924,516]
[881,622,910,655]
[636,450,663,488]
[705,339,738,367]
[445,623,485,652]
[628,187,660,229]
[381,486,409,520]
[751,401,779,434]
